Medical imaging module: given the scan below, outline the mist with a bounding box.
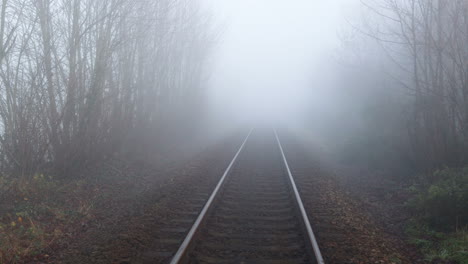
[1,0,467,263]
[204,0,359,126]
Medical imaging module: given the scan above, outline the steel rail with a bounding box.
[169,129,253,264]
[274,129,325,264]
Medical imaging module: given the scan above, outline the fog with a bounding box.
[2,1,467,262]
[2,0,464,170]
[204,0,360,125]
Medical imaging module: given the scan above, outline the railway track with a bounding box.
[168,129,324,264]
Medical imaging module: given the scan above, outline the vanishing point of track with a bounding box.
[169,129,324,264]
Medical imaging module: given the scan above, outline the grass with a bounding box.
[406,220,468,263]
[0,174,99,263]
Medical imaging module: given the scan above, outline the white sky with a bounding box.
[203,0,359,123]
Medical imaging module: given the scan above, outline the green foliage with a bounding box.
[408,167,468,231]
[406,167,468,263]
[406,221,468,263]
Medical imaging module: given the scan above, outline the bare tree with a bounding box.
[0,0,215,177]
[358,0,468,169]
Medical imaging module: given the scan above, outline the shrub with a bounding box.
[406,221,468,263]
[408,167,468,231]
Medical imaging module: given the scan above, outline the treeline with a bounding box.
[338,0,468,172]
[331,0,468,233]
[0,0,214,176]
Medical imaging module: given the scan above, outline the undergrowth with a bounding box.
[406,221,468,263]
[0,174,97,263]
[406,167,468,263]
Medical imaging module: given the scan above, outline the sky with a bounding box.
[202,0,360,123]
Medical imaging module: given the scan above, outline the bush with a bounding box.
[406,221,468,263]
[408,167,468,231]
